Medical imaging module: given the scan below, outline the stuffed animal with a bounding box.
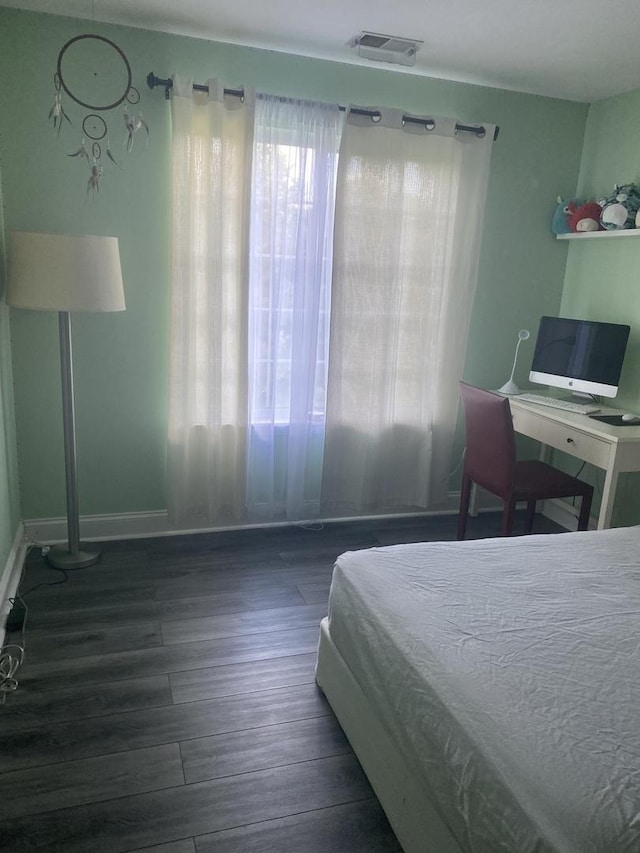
[551,196,579,235]
[599,183,640,230]
[568,200,603,233]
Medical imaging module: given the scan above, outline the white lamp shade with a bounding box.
[7,231,126,313]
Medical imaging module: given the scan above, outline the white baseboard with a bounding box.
[23,511,171,544]
[21,492,582,549]
[0,523,28,651]
[21,491,493,546]
[26,509,458,544]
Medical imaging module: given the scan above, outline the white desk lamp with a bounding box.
[7,232,125,569]
[497,329,530,395]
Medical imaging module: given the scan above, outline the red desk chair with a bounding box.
[457,382,593,539]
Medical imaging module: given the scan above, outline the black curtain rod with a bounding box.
[146,73,500,141]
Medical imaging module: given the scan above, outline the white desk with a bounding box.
[509,397,640,529]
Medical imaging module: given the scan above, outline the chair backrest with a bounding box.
[458,382,516,496]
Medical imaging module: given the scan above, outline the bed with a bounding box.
[315,526,640,853]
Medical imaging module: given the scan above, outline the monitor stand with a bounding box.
[569,390,598,401]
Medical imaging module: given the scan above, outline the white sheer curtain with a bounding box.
[167,78,254,526]
[321,108,495,516]
[246,96,342,521]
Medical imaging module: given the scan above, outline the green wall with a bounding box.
[561,89,640,526]
[0,7,588,523]
[0,300,19,571]
[0,170,21,568]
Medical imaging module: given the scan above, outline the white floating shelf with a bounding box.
[557,228,640,240]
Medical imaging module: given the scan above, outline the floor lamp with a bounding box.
[7,232,126,569]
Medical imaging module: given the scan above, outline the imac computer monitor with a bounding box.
[529,316,630,398]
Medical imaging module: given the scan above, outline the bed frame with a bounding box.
[315,617,463,853]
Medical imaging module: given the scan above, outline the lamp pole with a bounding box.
[48,311,99,569]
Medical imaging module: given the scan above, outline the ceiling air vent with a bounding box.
[354,32,423,67]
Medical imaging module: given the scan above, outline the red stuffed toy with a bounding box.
[567,201,603,233]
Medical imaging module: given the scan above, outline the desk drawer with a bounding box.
[512,409,611,469]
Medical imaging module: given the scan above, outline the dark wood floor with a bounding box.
[0,510,565,852]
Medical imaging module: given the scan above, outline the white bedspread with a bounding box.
[327,526,640,853]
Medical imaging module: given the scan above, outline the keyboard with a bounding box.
[515,393,600,415]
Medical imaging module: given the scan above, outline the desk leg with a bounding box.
[598,467,619,530]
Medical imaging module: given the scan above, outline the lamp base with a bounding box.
[496,379,521,396]
[46,545,100,570]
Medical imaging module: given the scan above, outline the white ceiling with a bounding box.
[4,0,640,102]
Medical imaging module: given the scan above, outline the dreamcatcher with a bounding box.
[49,34,148,197]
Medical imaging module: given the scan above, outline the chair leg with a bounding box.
[458,475,472,540]
[524,500,536,534]
[501,498,516,536]
[577,490,593,531]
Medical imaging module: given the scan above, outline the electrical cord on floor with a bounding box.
[19,563,69,597]
[449,447,466,479]
[10,541,70,598]
[0,589,27,704]
[0,539,83,704]
[0,643,25,703]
